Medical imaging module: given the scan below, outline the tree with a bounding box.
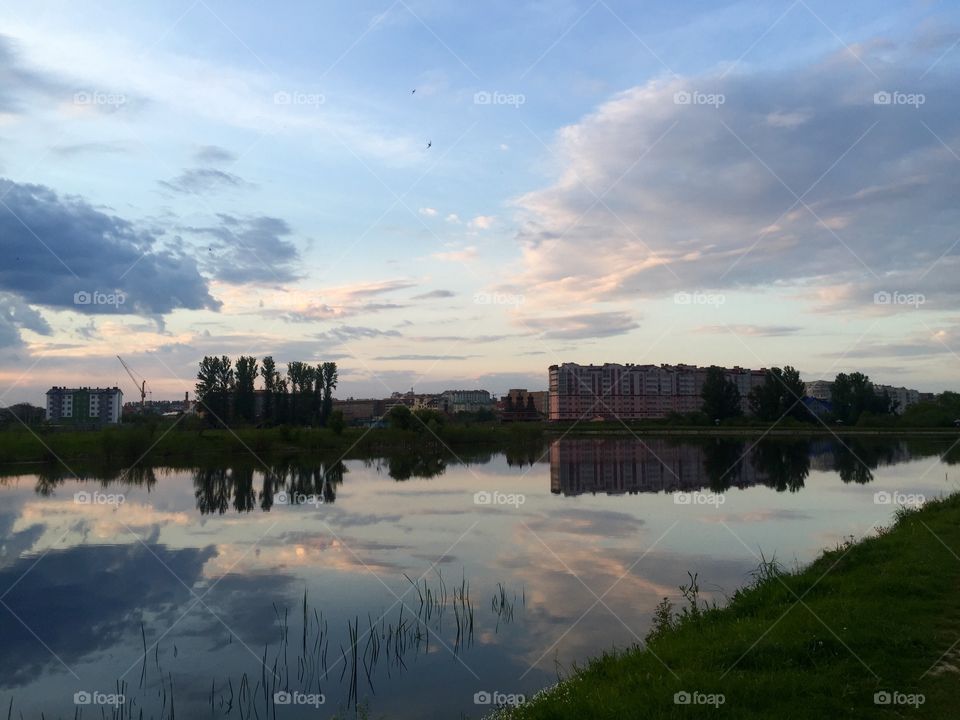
[387,404,413,430]
[328,409,345,435]
[234,356,259,423]
[260,356,280,424]
[701,366,742,421]
[319,362,339,425]
[748,366,808,421]
[831,372,894,424]
[286,361,314,424]
[195,355,234,426]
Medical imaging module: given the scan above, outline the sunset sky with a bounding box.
[1,0,958,404]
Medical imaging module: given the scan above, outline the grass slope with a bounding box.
[496,495,960,719]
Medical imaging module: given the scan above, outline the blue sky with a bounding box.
[0,0,958,402]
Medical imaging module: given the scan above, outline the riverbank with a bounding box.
[0,421,956,466]
[493,493,960,719]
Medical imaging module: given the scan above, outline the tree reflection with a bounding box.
[752,439,810,492]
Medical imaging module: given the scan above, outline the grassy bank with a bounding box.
[495,494,960,719]
[0,420,956,466]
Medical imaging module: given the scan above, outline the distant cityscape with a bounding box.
[21,361,940,427]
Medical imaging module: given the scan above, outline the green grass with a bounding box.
[494,496,960,719]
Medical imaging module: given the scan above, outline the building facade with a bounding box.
[548,363,766,421]
[45,387,123,425]
[440,389,493,414]
[804,380,833,401]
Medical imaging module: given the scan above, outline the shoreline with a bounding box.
[492,493,960,719]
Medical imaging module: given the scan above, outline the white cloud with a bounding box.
[445,213,461,224]
[419,207,438,217]
[469,215,495,230]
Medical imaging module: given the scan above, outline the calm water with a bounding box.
[0,435,957,719]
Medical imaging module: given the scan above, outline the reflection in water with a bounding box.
[549,436,948,496]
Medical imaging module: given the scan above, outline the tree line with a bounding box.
[195,356,340,427]
[700,366,898,424]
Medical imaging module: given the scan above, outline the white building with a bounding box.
[45,387,123,425]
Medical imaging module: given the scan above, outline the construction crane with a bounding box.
[117,355,150,412]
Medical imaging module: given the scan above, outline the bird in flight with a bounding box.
[426,140,432,149]
[411,88,416,94]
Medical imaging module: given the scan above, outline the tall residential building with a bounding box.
[45,387,123,425]
[548,363,766,421]
[875,385,921,414]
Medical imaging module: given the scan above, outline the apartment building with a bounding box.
[45,387,123,425]
[547,363,766,421]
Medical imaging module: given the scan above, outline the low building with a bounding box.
[804,380,833,402]
[45,387,123,425]
[334,398,387,425]
[440,389,493,414]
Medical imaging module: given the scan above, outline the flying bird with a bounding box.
[411,89,416,94]
[426,140,432,149]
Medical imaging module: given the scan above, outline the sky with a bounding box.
[0,0,958,403]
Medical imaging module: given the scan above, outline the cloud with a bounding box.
[0,179,219,328]
[49,141,128,157]
[324,325,402,341]
[193,144,236,164]
[445,213,461,224]
[374,354,479,361]
[695,324,803,336]
[469,215,495,230]
[0,34,69,113]
[188,214,301,284]
[521,311,639,340]
[506,39,960,311]
[159,168,254,195]
[0,293,51,348]
[411,289,455,300]
[418,207,438,217]
[432,246,478,262]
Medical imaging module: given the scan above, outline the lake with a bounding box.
[0,435,956,719]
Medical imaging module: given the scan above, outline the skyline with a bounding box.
[2,0,960,405]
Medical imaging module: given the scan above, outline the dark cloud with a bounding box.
[324,325,402,341]
[695,324,803,336]
[0,34,68,113]
[0,179,220,331]
[522,311,639,339]
[189,214,301,284]
[373,354,479,361]
[0,293,51,348]
[411,289,455,300]
[193,145,237,164]
[50,142,128,158]
[159,168,254,195]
